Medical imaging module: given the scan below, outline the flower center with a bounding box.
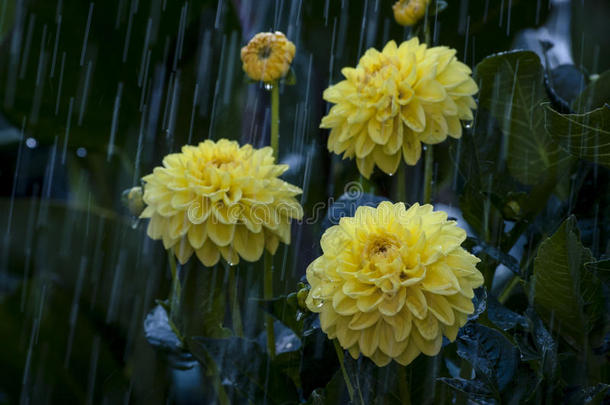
[207,155,237,170]
[258,45,273,60]
[367,237,398,258]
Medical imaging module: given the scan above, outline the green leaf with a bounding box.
[257,293,304,337]
[187,336,299,405]
[456,323,519,393]
[487,296,528,331]
[544,103,610,168]
[532,216,605,349]
[144,304,184,352]
[581,383,610,405]
[438,378,494,402]
[585,259,610,286]
[468,237,521,275]
[475,51,572,185]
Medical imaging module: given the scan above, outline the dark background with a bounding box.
[0,0,608,403]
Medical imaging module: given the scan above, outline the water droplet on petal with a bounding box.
[463,121,473,129]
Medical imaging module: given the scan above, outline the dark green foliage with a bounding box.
[188,336,300,404]
[1,0,609,403]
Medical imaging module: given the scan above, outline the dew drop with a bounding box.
[25,137,38,148]
[463,121,473,129]
[264,83,273,91]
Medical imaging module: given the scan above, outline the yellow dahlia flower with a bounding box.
[305,202,483,367]
[140,139,303,266]
[241,31,296,83]
[321,39,478,178]
[393,0,430,26]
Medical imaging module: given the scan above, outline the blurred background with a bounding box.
[0,0,608,403]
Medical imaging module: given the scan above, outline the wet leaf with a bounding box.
[457,323,519,392]
[581,383,610,404]
[468,287,488,321]
[532,216,605,350]
[487,296,528,331]
[256,320,302,355]
[257,293,304,337]
[469,237,521,275]
[187,336,299,405]
[144,304,183,352]
[438,377,495,402]
[544,103,610,168]
[475,51,572,185]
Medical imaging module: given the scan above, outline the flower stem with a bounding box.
[423,145,434,204]
[227,265,244,337]
[264,251,276,359]
[397,366,412,405]
[270,83,280,160]
[168,249,180,317]
[333,339,355,403]
[396,162,406,203]
[424,12,431,46]
[498,274,521,304]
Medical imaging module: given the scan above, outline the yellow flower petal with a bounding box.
[348,311,381,330]
[405,286,428,320]
[413,314,439,340]
[321,39,477,177]
[207,221,235,247]
[305,202,483,366]
[233,226,265,262]
[187,223,208,249]
[359,324,380,357]
[411,327,442,356]
[196,239,220,267]
[141,139,302,266]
